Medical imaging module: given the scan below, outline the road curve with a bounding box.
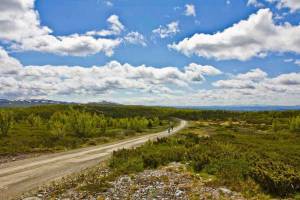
[0,119,187,200]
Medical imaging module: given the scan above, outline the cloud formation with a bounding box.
[124,32,147,46]
[0,0,50,41]
[0,48,221,99]
[1,47,299,105]
[0,47,22,74]
[213,68,300,97]
[169,9,300,61]
[212,68,266,90]
[248,0,300,12]
[247,0,264,7]
[161,68,296,106]
[0,0,122,56]
[277,0,300,12]
[86,15,125,37]
[16,34,122,57]
[152,21,180,38]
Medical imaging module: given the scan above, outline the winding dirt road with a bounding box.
[0,120,187,200]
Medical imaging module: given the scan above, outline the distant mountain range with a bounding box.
[1,99,299,111]
[178,105,300,111]
[0,99,74,107]
[0,99,119,107]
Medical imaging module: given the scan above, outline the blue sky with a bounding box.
[0,0,300,105]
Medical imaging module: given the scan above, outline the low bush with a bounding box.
[251,160,300,196]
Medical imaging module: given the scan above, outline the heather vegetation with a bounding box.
[104,113,300,198]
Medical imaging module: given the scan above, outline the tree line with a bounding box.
[1,104,300,137]
[0,108,161,138]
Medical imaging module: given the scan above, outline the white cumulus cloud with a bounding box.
[0,47,22,74]
[0,48,221,99]
[235,68,268,81]
[169,9,300,61]
[213,68,300,95]
[0,0,51,42]
[15,34,122,57]
[0,0,122,57]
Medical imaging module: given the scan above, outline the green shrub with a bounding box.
[48,112,68,139]
[27,114,43,128]
[190,152,211,172]
[290,116,300,133]
[251,160,300,196]
[294,193,300,200]
[110,149,144,174]
[207,159,250,186]
[0,110,14,136]
[272,119,280,132]
[66,109,99,137]
[142,153,161,168]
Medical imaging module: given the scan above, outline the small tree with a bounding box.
[272,119,280,132]
[0,111,14,136]
[147,119,153,128]
[50,120,66,139]
[153,117,160,127]
[100,119,107,134]
[27,114,43,128]
[49,112,68,139]
[67,109,99,137]
[290,116,300,133]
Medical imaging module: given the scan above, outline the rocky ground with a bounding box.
[103,163,245,200]
[21,163,246,200]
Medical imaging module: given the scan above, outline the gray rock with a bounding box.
[175,189,184,197]
[219,187,232,195]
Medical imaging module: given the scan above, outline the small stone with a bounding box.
[219,187,232,195]
[175,189,184,197]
